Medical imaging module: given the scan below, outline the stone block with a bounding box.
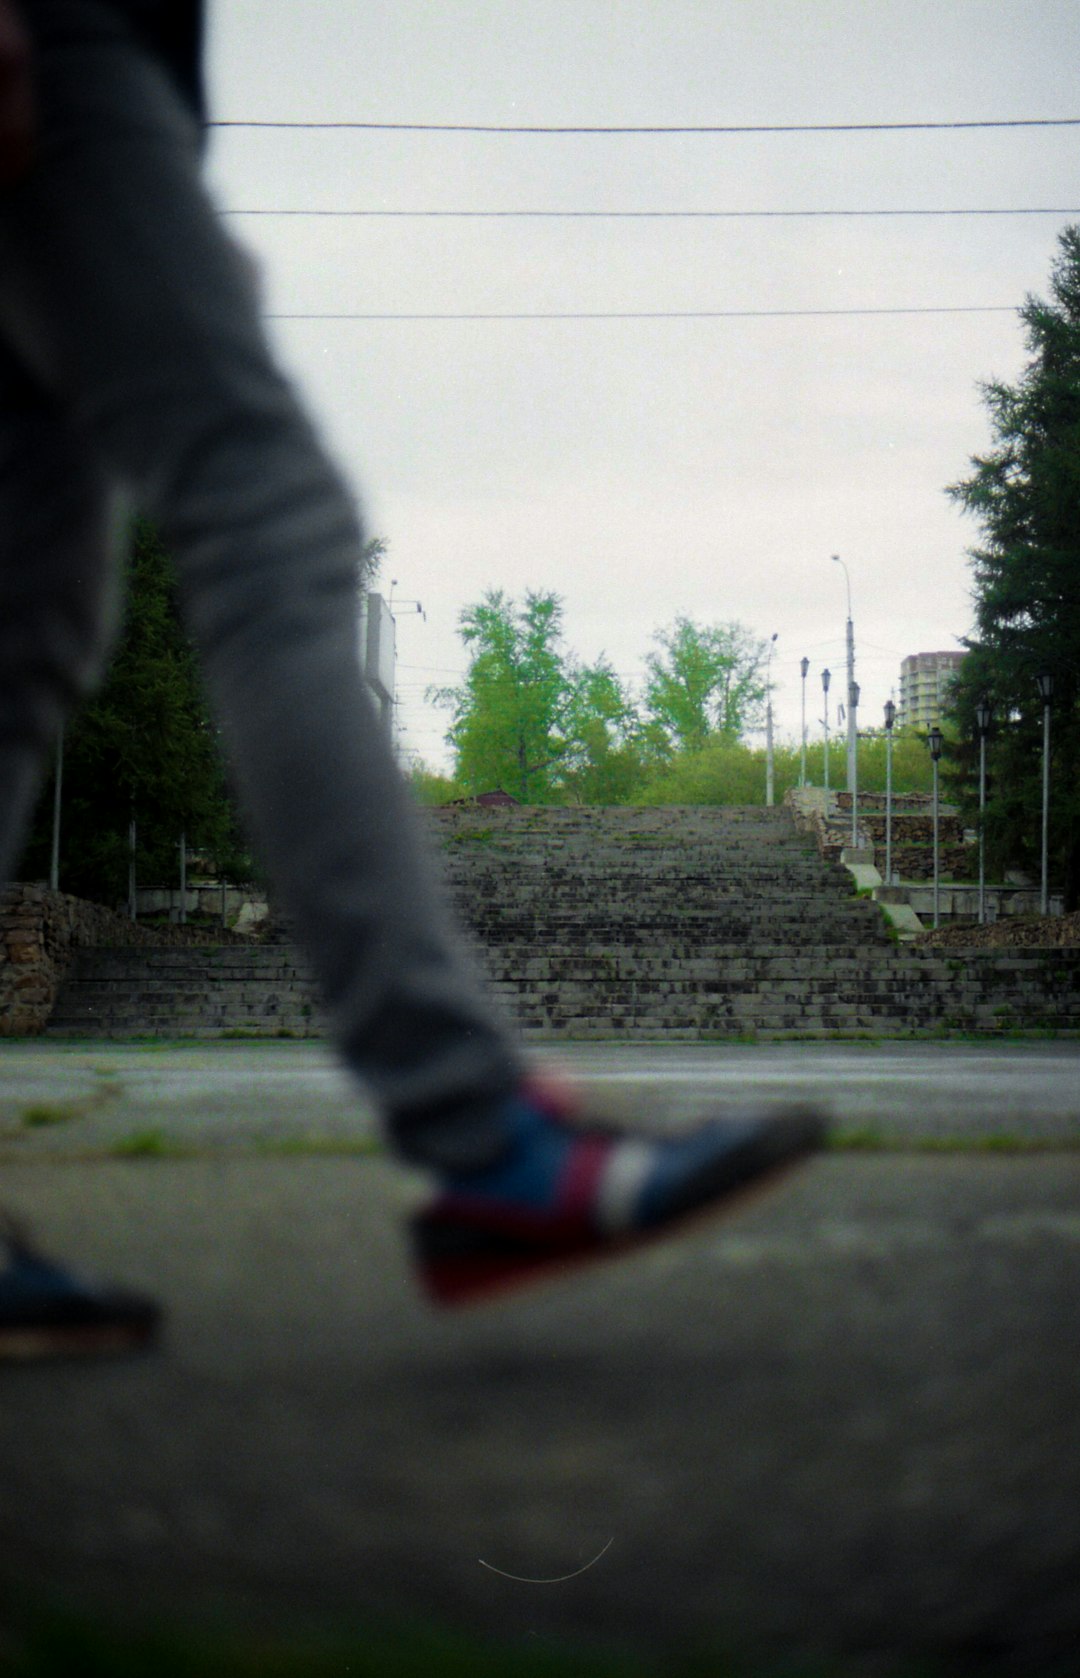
[5,941,39,964]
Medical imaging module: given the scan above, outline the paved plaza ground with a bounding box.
[1,1041,1079,1674]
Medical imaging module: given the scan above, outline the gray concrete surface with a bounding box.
[2,1041,1079,1672]
[3,1038,1080,1157]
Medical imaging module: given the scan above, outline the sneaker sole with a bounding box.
[414,1107,826,1310]
[0,1314,160,1362]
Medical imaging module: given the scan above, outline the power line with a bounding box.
[224,205,1080,220]
[267,305,1014,321]
[211,117,1080,134]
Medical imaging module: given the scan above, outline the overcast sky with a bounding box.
[203,0,1079,771]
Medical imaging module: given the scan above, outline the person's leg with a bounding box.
[0,21,524,1172]
[0,347,160,1357]
[0,346,118,884]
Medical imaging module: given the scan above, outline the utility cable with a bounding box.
[265,305,1014,321]
[211,117,1080,134]
[223,205,1079,220]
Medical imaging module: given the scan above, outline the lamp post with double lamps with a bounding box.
[975,696,991,924]
[1036,671,1053,916]
[928,725,944,929]
[821,668,831,817]
[883,699,896,886]
[800,656,810,787]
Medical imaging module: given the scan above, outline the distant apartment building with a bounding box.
[898,650,966,730]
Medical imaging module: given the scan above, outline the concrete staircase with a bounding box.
[439,806,885,1035]
[44,806,1080,1039]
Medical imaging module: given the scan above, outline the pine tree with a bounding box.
[20,519,252,907]
[946,226,1080,909]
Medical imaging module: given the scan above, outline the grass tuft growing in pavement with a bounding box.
[20,1081,124,1129]
[109,1128,195,1160]
[21,1103,81,1128]
[828,1128,1080,1154]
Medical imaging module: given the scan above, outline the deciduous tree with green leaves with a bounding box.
[431,590,575,802]
[558,657,650,805]
[643,617,767,754]
[433,591,659,804]
[945,225,1080,908]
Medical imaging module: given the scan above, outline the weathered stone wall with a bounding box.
[0,884,249,1036]
[786,789,973,879]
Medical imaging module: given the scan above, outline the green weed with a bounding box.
[110,1129,191,1160]
[829,1128,1079,1154]
[21,1103,80,1128]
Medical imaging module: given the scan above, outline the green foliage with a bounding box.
[435,595,779,804]
[434,589,936,808]
[431,590,572,801]
[431,590,653,804]
[945,225,1080,908]
[639,739,769,806]
[19,519,253,905]
[821,731,934,797]
[557,656,651,804]
[407,763,466,806]
[643,617,766,752]
[638,731,932,807]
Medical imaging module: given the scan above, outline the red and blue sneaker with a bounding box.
[412,1079,826,1307]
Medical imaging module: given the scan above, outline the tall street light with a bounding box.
[832,553,856,795]
[883,699,896,886]
[928,725,944,929]
[849,680,861,847]
[799,656,810,788]
[821,668,831,817]
[765,633,778,806]
[975,695,991,925]
[1036,671,1053,916]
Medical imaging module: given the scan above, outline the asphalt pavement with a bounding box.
[1,1040,1079,1674]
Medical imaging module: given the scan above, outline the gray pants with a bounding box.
[0,6,522,1169]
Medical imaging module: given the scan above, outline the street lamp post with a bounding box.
[975,695,991,925]
[765,633,778,807]
[832,554,856,795]
[822,668,831,817]
[849,680,861,848]
[800,656,810,788]
[883,699,896,886]
[928,725,944,929]
[1036,671,1053,916]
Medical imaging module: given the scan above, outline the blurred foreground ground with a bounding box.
[1,1041,1078,1675]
